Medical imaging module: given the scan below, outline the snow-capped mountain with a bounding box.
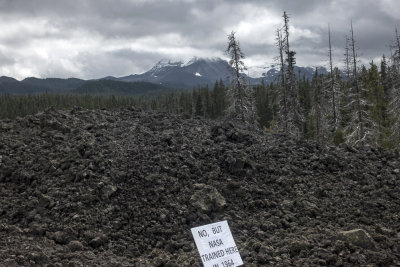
[248,63,328,85]
[147,59,184,77]
[114,57,232,89]
[106,57,327,89]
[247,64,280,78]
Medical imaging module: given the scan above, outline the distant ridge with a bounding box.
[0,57,328,95]
[0,77,85,95]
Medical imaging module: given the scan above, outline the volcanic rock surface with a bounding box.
[0,108,399,266]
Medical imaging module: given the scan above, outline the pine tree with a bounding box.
[367,61,387,146]
[201,85,211,118]
[210,81,219,118]
[213,79,227,118]
[380,55,392,101]
[273,12,302,136]
[283,11,303,137]
[275,28,289,132]
[194,93,203,117]
[225,31,255,123]
[255,79,273,128]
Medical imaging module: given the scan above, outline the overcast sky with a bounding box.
[0,0,399,80]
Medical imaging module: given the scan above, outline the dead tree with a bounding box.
[344,36,352,80]
[282,11,303,138]
[388,28,400,147]
[345,22,375,145]
[275,28,288,132]
[350,21,363,141]
[328,24,339,129]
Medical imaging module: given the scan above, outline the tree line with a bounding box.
[0,94,139,119]
[221,12,400,149]
[0,82,228,120]
[0,60,399,149]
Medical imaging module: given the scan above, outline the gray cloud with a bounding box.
[0,51,15,66]
[0,0,398,79]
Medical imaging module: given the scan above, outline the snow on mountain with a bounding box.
[247,63,279,78]
[182,57,223,67]
[148,59,183,76]
[113,57,326,89]
[182,57,198,67]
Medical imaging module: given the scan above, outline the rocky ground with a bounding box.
[0,107,399,266]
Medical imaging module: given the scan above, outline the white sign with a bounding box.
[191,220,243,267]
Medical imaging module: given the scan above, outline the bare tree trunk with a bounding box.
[350,21,363,140]
[328,25,338,129]
[395,28,400,72]
[344,36,351,79]
[277,29,288,131]
[315,70,321,146]
[283,12,296,92]
[283,11,301,137]
[232,41,244,122]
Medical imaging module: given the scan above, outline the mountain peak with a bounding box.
[154,59,183,68]
[0,76,19,83]
[182,56,224,66]
[148,59,183,76]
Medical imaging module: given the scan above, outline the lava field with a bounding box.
[0,108,399,266]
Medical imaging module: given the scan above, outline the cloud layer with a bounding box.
[0,0,398,79]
